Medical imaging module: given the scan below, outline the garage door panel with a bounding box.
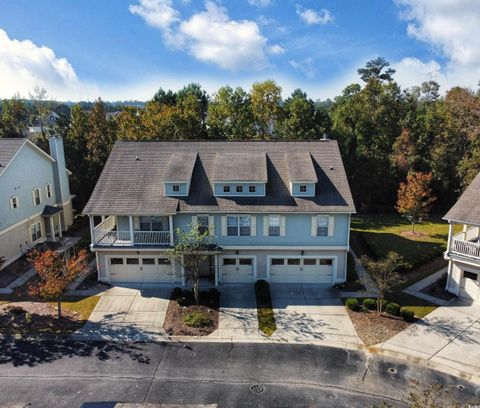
[109,256,174,283]
[270,257,334,284]
[221,257,254,284]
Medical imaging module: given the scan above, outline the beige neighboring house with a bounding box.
[444,172,480,303]
[0,136,74,269]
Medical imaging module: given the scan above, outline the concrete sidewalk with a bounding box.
[380,299,480,379]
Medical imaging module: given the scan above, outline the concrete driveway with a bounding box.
[381,299,480,378]
[73,286,171,341]
[269,284,361,344]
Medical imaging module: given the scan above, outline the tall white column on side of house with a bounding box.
[89,216,95,244]
[214,254,219,286]
[169,215,174,245]
[50,217,56,242]
[446,222,454,253]
[58,213,63,238]
[129,216,134,244]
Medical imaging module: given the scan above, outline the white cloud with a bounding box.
[395,0,480,90]
[289,58,318,79]
[130,0,282,71]
[269,44,285,55]
[393,57,444,88]
[0,29,88,99]
[247,0,273,7]
[296,6,333,25]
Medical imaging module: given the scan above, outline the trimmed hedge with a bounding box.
[386,302,400,316]
[363,298,376,310]
[345,298,359,311]
[401,308,415,322]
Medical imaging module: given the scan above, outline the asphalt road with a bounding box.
[0,339,478,408]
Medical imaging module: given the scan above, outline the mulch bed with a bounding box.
[163,289,220,336]
[76,271,111,291]
[0,302,82,334]
[347,308,412,346]
[421,274,455,301]
[0,256,31,288]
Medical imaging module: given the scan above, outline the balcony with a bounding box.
[449,227,480,262]
[92,215,173,247]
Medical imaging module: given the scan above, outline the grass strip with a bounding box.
[255,280,277,337]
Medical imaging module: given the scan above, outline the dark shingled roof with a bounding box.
[286,152,318,182]
[42,205,63,216]
[213,152,267,182]
[444,172,480,225]
[83,141,356,215]
[0,139,25,176]
[163,152,197,182]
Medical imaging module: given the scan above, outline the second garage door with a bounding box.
[221,257,255,284]
[109,256,174,283]
[269,257,335,284]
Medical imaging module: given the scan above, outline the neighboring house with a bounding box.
[0,136,74,269]
[83,141,355,286]
[27,111,60,138]
[444,172,480,303]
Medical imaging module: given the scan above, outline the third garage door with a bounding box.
[269,257,335,284]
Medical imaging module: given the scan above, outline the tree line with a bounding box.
[1,58,479,213]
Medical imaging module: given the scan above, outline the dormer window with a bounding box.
[224,185,230,193]
[300,185,307,193]
[249,185,256,193]
[236,185,243,193]
[172,184,180,192]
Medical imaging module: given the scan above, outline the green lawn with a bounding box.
[350,214,455,318]
[48,295,100,321]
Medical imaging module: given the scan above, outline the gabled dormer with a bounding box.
[164,152,197,197]
[213,152,267,197]
[286,152,318,197]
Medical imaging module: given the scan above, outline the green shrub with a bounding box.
[385,302,400,316]
[177,296,188,307]
[401,308,415,322]
[76,237,91,249]
[363,298,376,310]
[183,311,213,328]
[345,298,359,311]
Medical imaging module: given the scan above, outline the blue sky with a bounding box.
[0,0,478,101]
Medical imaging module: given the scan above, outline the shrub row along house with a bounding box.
[83,140,356,286]
[0,136,74,268]
[444,172,480,303]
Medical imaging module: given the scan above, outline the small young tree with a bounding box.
[396,172,436,233]
[361,252,407,315]
[167,226,216,305]
[28,249,88,318]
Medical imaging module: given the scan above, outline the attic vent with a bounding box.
[135,156,140,161]
[330,166,335,170]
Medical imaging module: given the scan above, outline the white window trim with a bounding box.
[223,214,256,237]
[32,187,42,206]
[30,222,42,243]
[10,195,19,210]
[45,183,53,199]
[311,215,335,237]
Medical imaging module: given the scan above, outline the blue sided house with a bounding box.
[83,141,356,286]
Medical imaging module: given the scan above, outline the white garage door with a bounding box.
[109,257,174,283]
[270,257,334,284]
[459,270,480,302]
[221,257,255,284]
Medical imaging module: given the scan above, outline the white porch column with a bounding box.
[181,257,186,287]
[50,217,56,242]
[214,254,219,286]
[58,213,63,238]
[89,216,95,244]
[169,215,174,246]
[129,216,134,244]
[446,222,454,253]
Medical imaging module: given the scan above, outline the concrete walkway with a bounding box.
[269,283,362,345]
[402,267,450,306]
[340,251,378,299]
[0,268,36,295]
[380,299,480,379]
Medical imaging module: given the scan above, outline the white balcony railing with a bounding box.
[94,230,171,246]
[451,239,480,260]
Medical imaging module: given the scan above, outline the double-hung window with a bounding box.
[45,184,52,199]
[236,185,243,193]
[33,187,41,206]
[197,215,209,235]
[300,185,307,193]
[227,215,251,236]
[172,184,180,192]
[10,196,19,209]
[268,215,280,236]
[316,216,329,236]
[31,222,42,242]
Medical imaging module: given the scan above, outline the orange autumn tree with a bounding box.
[396,172,436,233]
[28,249,88,318]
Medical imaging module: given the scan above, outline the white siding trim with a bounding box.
[250,216,256,236]
[311,216,317,237]
[328,215,335,237]
[221,216,227,236]
[280,215,286,236]
[263,216,269,237]
[208,215,215,235]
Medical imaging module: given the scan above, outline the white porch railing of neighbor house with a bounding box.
[94,229,171,246]
[451,239,480,260]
